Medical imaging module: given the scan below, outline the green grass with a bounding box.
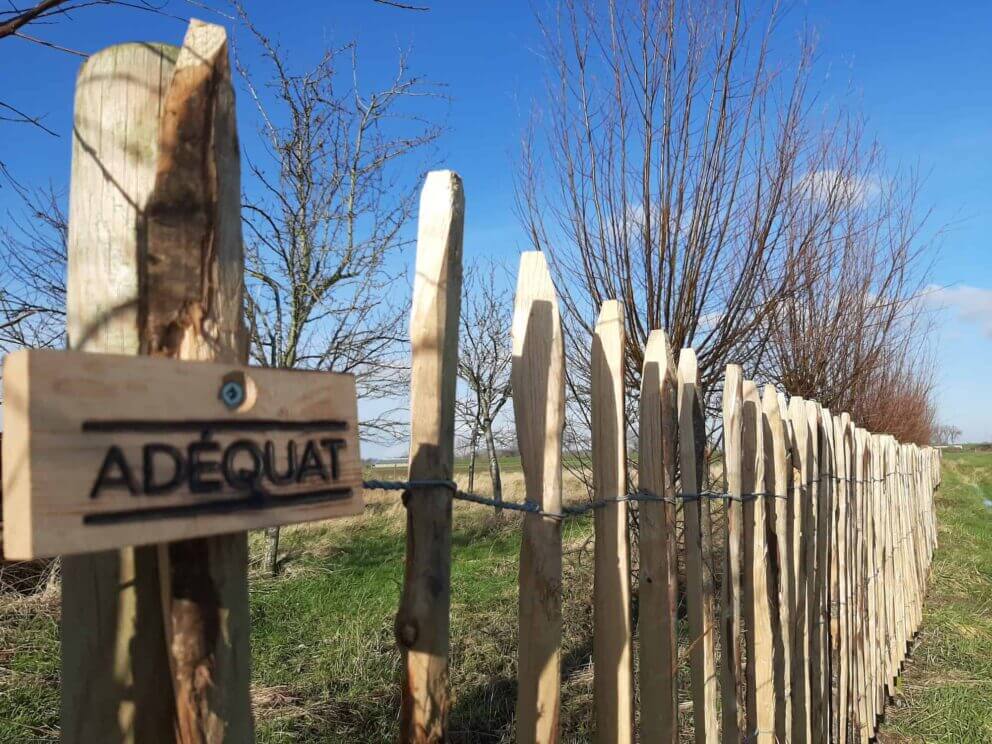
[877,450,992,743]
[2,451,991,742]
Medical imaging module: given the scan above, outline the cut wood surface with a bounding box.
[395,170,464,743]
[637,329,679,742]
[591,300,633,744]
[512,251,565,744]
[2,350,362,559]
[805,401,826,742]
[742,380,774,743]
[678,348,719,744]
[720,364,745,743]
[762,385,792,742]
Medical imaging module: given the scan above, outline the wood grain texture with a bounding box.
[60,38,181,744]
[395,170,464,743]
[512,251,565,744]
[591,300,633,744]
[762,385,791,742]
[678,348,719,744]
[742,380,774,742]
[637,329,679,742]
[720,364,745,743]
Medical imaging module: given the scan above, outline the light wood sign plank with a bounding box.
[2,349,362,558]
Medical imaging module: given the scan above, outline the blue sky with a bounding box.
[2,1,991,449]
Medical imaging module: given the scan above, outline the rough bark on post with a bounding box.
[147,22,254,743]
[395,170,464,743]
[678,348,719,744]
[720,364,745,743]
[62,40,180,744]
[512,251,565,744]
[592,300,633,744]
[637,329,679,741]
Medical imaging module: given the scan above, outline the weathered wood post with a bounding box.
[395,170,464,743]
[513,251,565,744]
[61,21,253,743]
[787,396,811,744]
[637,329,679,741]
[678,348,719,744]
[762,385,792,742]
[720,364,745,743]
[742,379,773,742]
[591,300,633,744]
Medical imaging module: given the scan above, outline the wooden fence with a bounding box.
[398,172,940,744]
[3,21,937,743]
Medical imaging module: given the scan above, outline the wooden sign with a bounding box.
[2,349,363,559]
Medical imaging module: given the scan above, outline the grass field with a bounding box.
[0,452,990,742]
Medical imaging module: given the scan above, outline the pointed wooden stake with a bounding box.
[742,380,774,742]
[721,364,745,743]
[513,251,565,744]
[679,348,719,744]
[592,300,633,744]
[395,170,464,743]
[638,330,679,741]
[762,385,792,742]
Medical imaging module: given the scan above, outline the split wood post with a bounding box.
[803,401,824,741]
[878,436,895,698]
[592,300,634,744]
[762,385,792,742]
[512,251,565,744]
[787,396,811,744]
[833,414,851,744]
[853,428,869,743]
[395,170,464,743]
[637,330,679,742]
[822,408,840,743]
[741,380,773,742]
[63,22,255,743]
[815,406,834,741]
[677,348,719,744]
[720,364,745,743]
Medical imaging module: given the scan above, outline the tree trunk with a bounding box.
[265,527,280,576]
[467,422,479,493]
[484,419,502,514]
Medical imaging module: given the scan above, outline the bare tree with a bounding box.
[457,264,512,509]
[0,178,67,365]
[233,9,443,573]
[516,0,937,468]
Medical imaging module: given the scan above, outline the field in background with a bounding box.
[1,452,989,742]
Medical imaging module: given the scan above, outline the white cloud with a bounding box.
[798,169,883,206]
[926,283,992,337]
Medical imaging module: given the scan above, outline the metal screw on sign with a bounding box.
[220,379,245,409]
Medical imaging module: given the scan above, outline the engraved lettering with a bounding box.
[296,440,329,483]
[89,446,139,499]
[143,443,186,495]
[222,439,263,491]
[188,434,222,493]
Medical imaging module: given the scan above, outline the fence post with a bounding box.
[62,39,178,744]
[637,330,679,741]
[762,385,792,742]
[62,22,254,742]
[822,408,841,743]
[512,251,565,744]
[803,401,825,741]
[720,364,745,743]
[787,396,811,743]
[396,170,464,743]
[592,300,634,744]
[814,406,833,741]
[742,381,774,742]
[678,349,719,744]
